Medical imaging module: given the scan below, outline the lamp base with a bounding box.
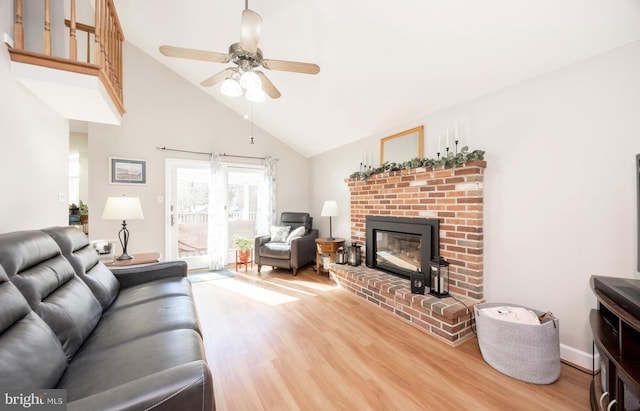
[117,221,132,261]
[116,252,133,260]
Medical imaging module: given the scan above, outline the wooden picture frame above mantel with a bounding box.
[380,126,424,164]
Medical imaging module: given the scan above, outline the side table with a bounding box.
[315,237,345,274]
[106,252,161,267]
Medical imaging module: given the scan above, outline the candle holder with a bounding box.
[436,152,440,161]
[446,147,450,156]
[455,140,459,155]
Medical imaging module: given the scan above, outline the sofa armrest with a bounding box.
[290,229,319,269]
[254,235,271,265]
[255,235,271,248]
[111,260,187,289]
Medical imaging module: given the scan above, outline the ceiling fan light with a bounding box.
[240,70,262,91]
[220,77,242,97]
[245,88,266,103]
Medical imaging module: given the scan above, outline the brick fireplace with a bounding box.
[330,160,486,345]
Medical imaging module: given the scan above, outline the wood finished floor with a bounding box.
[192,265,591,411]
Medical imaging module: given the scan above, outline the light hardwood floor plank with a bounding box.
[192,266,591,411]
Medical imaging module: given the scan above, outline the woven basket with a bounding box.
[475,302,560,384]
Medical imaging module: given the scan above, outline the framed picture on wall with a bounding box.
[109,157,147,185]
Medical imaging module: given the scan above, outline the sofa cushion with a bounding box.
[0,265,67,389]
[286,226,306,244]
[270,225,291,243]
[0,230,102,361]
[259,242,291,259]
[111,276,193,310]
[65,361,213,411]
[79,294,201,354]
[43,226,120,310]
[58,329,207,402]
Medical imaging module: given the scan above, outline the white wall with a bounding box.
[0,1,69,232]
[88,42,309,255]
[310,40,640,365]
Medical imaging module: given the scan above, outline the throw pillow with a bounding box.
[286,226,306,244]
[270,226,291,243]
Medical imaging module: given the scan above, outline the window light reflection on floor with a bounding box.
[270,278,341,293]
[213,279,299,306]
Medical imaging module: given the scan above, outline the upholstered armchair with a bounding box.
[255,212,319,275]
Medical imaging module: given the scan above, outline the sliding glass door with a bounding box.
[165,158,211,269]
[165,158,271,270]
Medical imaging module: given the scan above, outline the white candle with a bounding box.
[455,123,458,141]
[437,136,441,152]
[368,153,372,168]
[446,129,450,149]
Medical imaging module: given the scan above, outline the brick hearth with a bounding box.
[331,161,487,345]
[330,264,477,345]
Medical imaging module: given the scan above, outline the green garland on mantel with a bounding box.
[349,146,486,181]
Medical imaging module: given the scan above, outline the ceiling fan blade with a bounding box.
[200,68,236,87]
[256,71,281,99]
[159,45,230,64]
[262,59,320,75]
[240,9,262,54]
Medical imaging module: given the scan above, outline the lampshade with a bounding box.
[239,70,262,91]
[220,77,243,97]
[321,200,339,217]
[102,196,144,220]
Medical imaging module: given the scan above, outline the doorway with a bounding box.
[165,158,268,270]
[166,158,211,269]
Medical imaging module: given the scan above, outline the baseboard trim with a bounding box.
[561,343,598,373]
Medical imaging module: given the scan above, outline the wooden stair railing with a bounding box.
[11,0,125,115]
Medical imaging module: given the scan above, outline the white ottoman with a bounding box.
[475,302,560,384]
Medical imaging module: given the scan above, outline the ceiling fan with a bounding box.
[159,0,320,102]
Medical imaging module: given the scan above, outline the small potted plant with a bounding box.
[234,236,253,263]
[79,200,89,225]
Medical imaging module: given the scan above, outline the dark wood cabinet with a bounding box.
[590,277,640,411]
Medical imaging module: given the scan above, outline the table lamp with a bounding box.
[321,200,339,241]
[102,196,144,260]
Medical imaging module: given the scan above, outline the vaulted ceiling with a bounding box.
[113,0,640,157]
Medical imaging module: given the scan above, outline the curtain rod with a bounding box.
[156,146,211,156]
[155,146,277,161]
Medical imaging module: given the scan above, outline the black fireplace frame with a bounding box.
[365,215,440,281]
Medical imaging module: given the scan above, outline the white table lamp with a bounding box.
[102,196,144,260]
[321,200,339,241]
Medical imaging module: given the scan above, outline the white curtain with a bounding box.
[207,152,227,270]
[256,156,277,236]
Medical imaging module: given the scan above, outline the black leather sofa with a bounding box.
[255,212,319,275]
[0,226,214,410]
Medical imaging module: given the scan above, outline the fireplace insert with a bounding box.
[365,215,439,281]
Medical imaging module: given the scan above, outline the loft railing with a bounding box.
[11,0,124,114]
